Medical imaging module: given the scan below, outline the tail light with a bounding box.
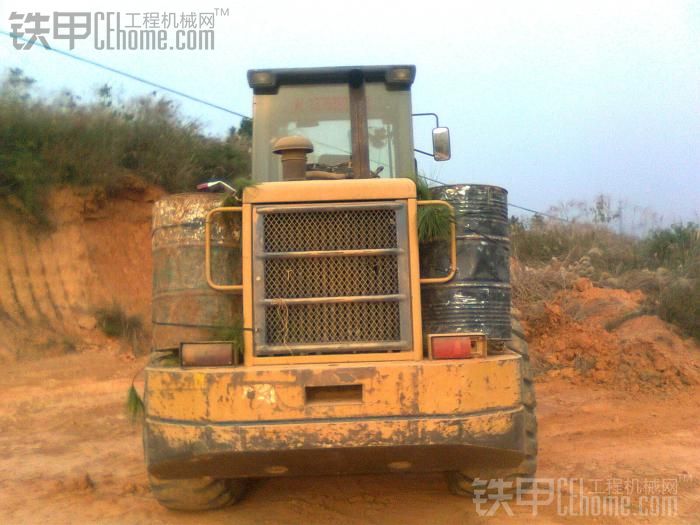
[428,334,486,360]
[180,342,237,367]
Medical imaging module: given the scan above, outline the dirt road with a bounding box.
[1,350,698,525]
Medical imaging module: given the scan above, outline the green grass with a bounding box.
[211,323,246,358]
[220,177,259,206]
[126,383,145,423]
[418,204,453,242]
[411,174,454,242]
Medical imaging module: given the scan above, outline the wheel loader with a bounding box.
[143,65,537,510]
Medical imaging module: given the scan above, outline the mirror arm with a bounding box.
[414,148,436,158]
[412,112,440,127]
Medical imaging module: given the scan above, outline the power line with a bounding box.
[508,203,572,222]
[419,174,571,222]
[0,29,250,119]
[3,29,573,223]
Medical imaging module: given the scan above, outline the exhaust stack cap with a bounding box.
[273,136,314,180]
[272,135,314,155]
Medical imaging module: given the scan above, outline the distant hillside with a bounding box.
[0,68,251,225]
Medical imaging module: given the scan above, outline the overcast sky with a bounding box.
[1,0,698,227]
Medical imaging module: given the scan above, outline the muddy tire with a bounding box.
[148,475,246,511]
[446,314,538,496]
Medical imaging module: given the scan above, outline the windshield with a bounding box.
[252,83,414,182]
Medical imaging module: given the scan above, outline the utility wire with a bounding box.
[507,203,572,222]
[0,29,250,119]
[2,29,572,223]
[419,174,572,222]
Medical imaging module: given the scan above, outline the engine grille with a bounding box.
[264,255,399,298]
[266,302,401,345]
[263,208,397,252]
[253,201,412,356]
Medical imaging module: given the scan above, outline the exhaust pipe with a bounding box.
[272,136,314,181]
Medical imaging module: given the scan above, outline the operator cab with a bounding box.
[247,65,448,182]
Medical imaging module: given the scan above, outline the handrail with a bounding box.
[418,200,457,285]
[204,207,243,292]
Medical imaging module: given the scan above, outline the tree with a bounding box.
[3,68,35,100]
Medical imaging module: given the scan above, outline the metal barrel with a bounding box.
[151,193,242,350]
[420,184,511,340]
[437,184,509,237]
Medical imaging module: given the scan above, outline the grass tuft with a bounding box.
[95,304,142,338]
[220,177,258,207]
[418,204,453,242]
[411,173,454,242]
[211,323,246,358]
[126,383,145,423]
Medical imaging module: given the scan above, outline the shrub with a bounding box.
[658,278,700,340]
[512,215,700,340]
[0,68,250,224]
[511,260,575,306]
[95,304,143,341]
[61,336,78,354]
[643,223,700,277]
[510,218,641,275]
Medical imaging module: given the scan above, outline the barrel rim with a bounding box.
[430,183,508,195]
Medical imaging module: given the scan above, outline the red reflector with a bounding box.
[431,336,473,359]
[181,342,234,367]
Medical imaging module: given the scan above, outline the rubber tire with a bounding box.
[446,314,538,496]
[148,475,247,511]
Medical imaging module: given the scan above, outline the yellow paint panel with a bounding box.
[419,359,521,413]
[146,354,522,423]
[242,178,417,204]
[146,371,210,422]
[147,408,520,452]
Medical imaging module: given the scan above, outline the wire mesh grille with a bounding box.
[265,302,401,345]
[263,209,398,252]
[257,203,409,354]
[264,255,399,298]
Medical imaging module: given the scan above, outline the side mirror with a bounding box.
[432,127,451,161]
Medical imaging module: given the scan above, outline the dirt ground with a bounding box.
[1,189,699,523]
[1,349,698,525]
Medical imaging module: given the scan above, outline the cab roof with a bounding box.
[247,65,416,94]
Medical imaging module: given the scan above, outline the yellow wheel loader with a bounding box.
[144,65,537,510]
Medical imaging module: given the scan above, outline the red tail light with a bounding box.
[429,334,486,360]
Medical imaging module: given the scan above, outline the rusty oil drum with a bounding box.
[151,193,242,350]
[420,184,511,340]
